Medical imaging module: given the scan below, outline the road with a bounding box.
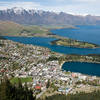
[36,88,47,99]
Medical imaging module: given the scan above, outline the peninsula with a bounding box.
[51,38,100,48]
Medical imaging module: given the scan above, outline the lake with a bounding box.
[4,36,100,55]
[51,25,100,45]
[4,25,100,76]
[62,62,100,76]
[4,25,100,55]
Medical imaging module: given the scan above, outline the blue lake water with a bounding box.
[4,25,100,76]
[62,62,100,76]
[51,25,100,45]
[4,36,100,55]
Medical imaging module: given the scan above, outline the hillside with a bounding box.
[0,21,76,37]
[0,21,51,36]
[0,7,100,25]
[0,21,24,36]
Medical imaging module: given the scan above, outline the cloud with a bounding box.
[75,0,97,2]
[0,1,41,10]
[55,0,98,3]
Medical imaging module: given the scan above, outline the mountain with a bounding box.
[0,7,100,25]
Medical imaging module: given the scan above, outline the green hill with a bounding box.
[0,21,50,36]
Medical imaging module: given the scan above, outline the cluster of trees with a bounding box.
[1,78,100,100]
[0,78,35,100]
[42,91,100,100]
[0,36,5,46]
[47,56,66,65]
[47,56,58,61]
[76,80,100,86]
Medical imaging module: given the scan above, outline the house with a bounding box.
[35,85,41,91]
[58,87,72,95]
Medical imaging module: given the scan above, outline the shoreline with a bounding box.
[3,36,100,65]
[63,61,100,64]
[59,61,66,69]
[60,60,100,70]
[1,38,100,77]
[1,23,100,49]
[3,34,100,49]
[61,61,100,77]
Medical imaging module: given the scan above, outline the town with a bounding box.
[0,39,100,99]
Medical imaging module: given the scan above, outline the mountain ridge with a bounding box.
[0,7,100,25]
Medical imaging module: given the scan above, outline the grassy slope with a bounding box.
[10,77,33,84]
[0,21,50,36]
[0,21,24,36]
[0,21,75,36]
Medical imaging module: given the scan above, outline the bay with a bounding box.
[51,25,100,45]
[62,62,100,76]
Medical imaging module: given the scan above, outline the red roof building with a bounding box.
[35,85,41,90]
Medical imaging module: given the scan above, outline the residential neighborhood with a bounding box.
[0,39,100,99]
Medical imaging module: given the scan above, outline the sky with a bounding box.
[0,0,99,15]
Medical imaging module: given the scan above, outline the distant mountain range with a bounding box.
[0,7,100,25]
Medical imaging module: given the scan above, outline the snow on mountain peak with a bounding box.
[12,7,25,14]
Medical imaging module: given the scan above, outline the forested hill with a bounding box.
[0,78,35,100]
[1,78,100,100]
[41,91,100,100]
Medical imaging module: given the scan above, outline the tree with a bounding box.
[46,79,50,89]
[0,78,35,100]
